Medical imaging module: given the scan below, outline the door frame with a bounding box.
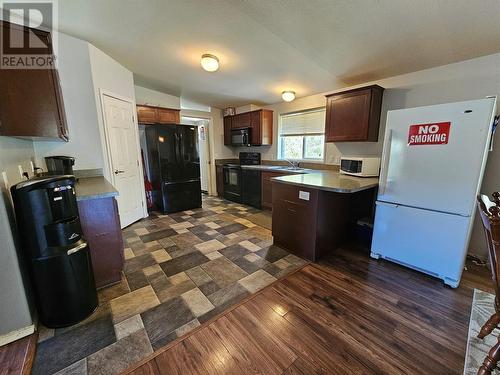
[180,114,213,196]
[99,89,148,221]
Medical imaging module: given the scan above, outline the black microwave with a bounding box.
[231,128,251,146]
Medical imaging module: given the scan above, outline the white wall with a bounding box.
[88,44,138,181]
[34,34,103,171]
[0,137,34,340]
[135,86,180,109]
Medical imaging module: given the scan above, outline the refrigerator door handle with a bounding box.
[379,129,393,195]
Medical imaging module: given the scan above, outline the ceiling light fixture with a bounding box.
[200,53,219,72]
[282,90,296,102]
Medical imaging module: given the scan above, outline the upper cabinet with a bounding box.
[137,105,180,124]
[223,116,232,145]
[224,109,273,146]
[325,85,384,142]
[0,21,69,141]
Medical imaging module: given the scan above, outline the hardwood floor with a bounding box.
[0,332,37,375]
[121,247,492,374]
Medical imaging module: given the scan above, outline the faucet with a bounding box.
[285,159,300,169]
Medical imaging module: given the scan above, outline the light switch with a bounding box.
[299,191,310,201]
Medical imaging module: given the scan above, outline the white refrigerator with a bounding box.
[371,97,497,288]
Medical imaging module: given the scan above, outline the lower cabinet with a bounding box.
[78,197,124,288]
[216,165,224,197]
[261,171,288,209]
[272,181,376,261]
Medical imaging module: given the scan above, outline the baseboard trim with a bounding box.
[0,324,35,347]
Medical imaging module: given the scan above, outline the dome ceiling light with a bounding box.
[282,90,296,102]
[200,54,219,72]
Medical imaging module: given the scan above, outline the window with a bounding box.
[278,108,325,161]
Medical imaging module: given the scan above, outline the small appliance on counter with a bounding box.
[223,152,261,204]
[340,156,380,177]
[11,175,98,327]
[45,155,75,175]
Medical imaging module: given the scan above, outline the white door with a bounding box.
[371,201,471,287]
[198,121,210,192]
[378,98,496,216]
[102,94,144,228]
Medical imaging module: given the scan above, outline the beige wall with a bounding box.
[215,52,500,258]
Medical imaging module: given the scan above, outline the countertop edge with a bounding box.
[270,176,379,194]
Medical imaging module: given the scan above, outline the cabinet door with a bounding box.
[137,105,158,124]
[158,108,180,124]
[261,171,286,209]
[78,197,124,288]
[0,21,68,140]
[216,165,224,196]
[325,88,372,142]
[272,182,318,260]
[250,110,262,145]
[232,112,251,129]
[223,116,232,145]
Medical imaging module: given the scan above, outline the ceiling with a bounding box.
[58,0,500,108]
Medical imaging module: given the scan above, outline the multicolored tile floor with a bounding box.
[33,196,307,375]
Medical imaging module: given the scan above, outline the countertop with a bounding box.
[271,171,379,193]
[75,176,119,201]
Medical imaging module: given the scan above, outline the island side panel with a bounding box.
[78,197,124,288]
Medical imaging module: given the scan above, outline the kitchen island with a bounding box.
[75,176,124,288]
[271,171,378,261]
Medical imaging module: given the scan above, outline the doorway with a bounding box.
[181,116,211,194]
[101,93,145,228]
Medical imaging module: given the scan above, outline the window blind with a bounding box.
[280,108,325,136]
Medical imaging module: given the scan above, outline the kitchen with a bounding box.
[1,1,500,375]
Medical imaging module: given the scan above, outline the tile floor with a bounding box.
[32,196,307,375]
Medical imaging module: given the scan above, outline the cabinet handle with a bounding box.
[114,170,125,174]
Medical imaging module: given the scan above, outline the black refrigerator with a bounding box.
[144,124,202,214]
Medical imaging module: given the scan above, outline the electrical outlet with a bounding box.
[18,165,24,179]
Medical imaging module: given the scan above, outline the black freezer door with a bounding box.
[177,125,200,181]
[161,179,202,214]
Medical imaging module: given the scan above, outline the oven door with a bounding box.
[223,166,242,202]
[231,129,250,146]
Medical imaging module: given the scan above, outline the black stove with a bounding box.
[223,152,261,204]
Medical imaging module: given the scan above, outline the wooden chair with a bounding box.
[476,192,500,375]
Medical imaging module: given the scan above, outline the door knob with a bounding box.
[114,170,125,174]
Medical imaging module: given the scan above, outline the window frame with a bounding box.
[278,107,326,162]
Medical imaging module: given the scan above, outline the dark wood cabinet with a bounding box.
[232,112,251,129]
[272,181,376,261]
[137,105,180,124]
[216,165,224,197]
[325,85,384,142]
[78,197,124,288]
[225,109,273,146]
[261,171,288,209]
[250,109,273,146]
[223,116,232,146]
[0,21,68,141]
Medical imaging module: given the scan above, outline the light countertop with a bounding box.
[271,171,379,193]
[75,176,119,201]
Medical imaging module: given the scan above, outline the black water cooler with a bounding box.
[11,176,98,328]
